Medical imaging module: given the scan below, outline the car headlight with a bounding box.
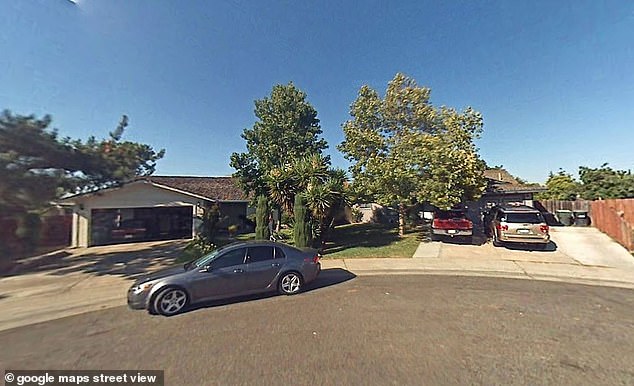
[132,282,154,294]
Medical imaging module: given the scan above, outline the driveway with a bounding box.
[412,226,634,285]
[0,240,188,331]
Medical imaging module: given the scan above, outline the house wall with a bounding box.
[217,202,249,231]
[69,182,247,247]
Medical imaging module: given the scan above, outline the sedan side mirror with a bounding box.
[198,265,212,273]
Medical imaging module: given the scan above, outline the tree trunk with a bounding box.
[398,203,406,237]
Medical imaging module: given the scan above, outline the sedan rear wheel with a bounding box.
[154,288,188,316]
[278,272,303,295]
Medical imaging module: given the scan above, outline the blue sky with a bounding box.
[2,0,633,183]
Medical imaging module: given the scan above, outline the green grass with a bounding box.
[176,223,422,263]
[321,223,421,258]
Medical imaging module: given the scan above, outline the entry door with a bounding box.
[190,247,247,301]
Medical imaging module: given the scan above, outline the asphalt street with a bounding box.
[1,273,634,385]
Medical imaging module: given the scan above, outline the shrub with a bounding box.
[184,235,216,260]
[255,196,270,240]
[293,195,311,248]
[228,224,239,236]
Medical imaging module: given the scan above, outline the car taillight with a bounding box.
[540,225,549,233]
[496,224,508,231]
[304,254,321,263]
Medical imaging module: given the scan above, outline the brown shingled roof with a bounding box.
[484,169,546,193]
[144,176,248,201]
[484,169,521,184]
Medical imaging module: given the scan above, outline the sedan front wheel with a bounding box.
[153,287,188,316]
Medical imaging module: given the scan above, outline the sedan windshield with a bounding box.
[190,242,244,268]
[504,213,544,224]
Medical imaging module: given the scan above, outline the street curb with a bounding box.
[333,268,634,290]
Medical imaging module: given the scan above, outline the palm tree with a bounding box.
[266,154,349,245]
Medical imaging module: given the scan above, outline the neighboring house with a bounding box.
[479,168,546,209]
[352,203,398,224]
[61,176,249,248]
[461,169,546,227]
[353,168,545,225]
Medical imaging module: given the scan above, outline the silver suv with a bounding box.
[488,205,550,248]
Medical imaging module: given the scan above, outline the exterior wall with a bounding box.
[68,182,248,247]
[479,193,534,210]
[217,202,249,231]
[355,203,398,224]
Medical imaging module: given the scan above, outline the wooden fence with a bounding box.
[0,215,72,258]
[535,199,591,213]
[590,199,634,251]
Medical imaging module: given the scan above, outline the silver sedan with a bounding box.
[128,241,321,315]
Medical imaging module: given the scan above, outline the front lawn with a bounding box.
[321,223,420,258]
[176,223,421,262]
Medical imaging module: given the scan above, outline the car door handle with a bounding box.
[233,268,244,273]
[271,263,280,267]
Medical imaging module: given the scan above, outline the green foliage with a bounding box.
[579,164,634,200]
[230,82,328,200]
[338,73,486,235]
[0,111,164,214]
[267,154,349,244]
[199,203,221,243]
[537,170,580,200]
[255,195,270,240]
[184,235,216,260]
[293,195,311,248]
[350,207,363,223]
[228,224,239,236]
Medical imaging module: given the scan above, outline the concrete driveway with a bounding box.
[411,226,634,285]
[0,240,188,331]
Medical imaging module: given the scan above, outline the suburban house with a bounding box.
[61,176,249,248]
[479,168,546,209]
[354,168,546,225]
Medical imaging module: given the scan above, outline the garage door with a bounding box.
[90,206,193,246]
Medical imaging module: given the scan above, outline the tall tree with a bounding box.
[339,73,486,236]
[293,194,311,248]
[537,170,580,200]
[230,82,328,199]
[579,164,634,199]
[267,154,348,243]
[0,110,165,214]
[255,196,270,240]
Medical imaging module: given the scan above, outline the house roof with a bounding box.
[484,168,546,194]
[139,176,248,201]
[59,176,248,202]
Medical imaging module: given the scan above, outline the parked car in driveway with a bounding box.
[431,208,473,241]
[487,205,550,248]
[128,241,321,316]
[111,219,147,241]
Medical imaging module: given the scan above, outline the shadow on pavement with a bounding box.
[434,234,488,246]
[503,240,558,252]
[184,268,357,315]
[1,241,188,280]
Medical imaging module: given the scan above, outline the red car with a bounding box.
[111,219,147,241]
[431,209,473,241]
